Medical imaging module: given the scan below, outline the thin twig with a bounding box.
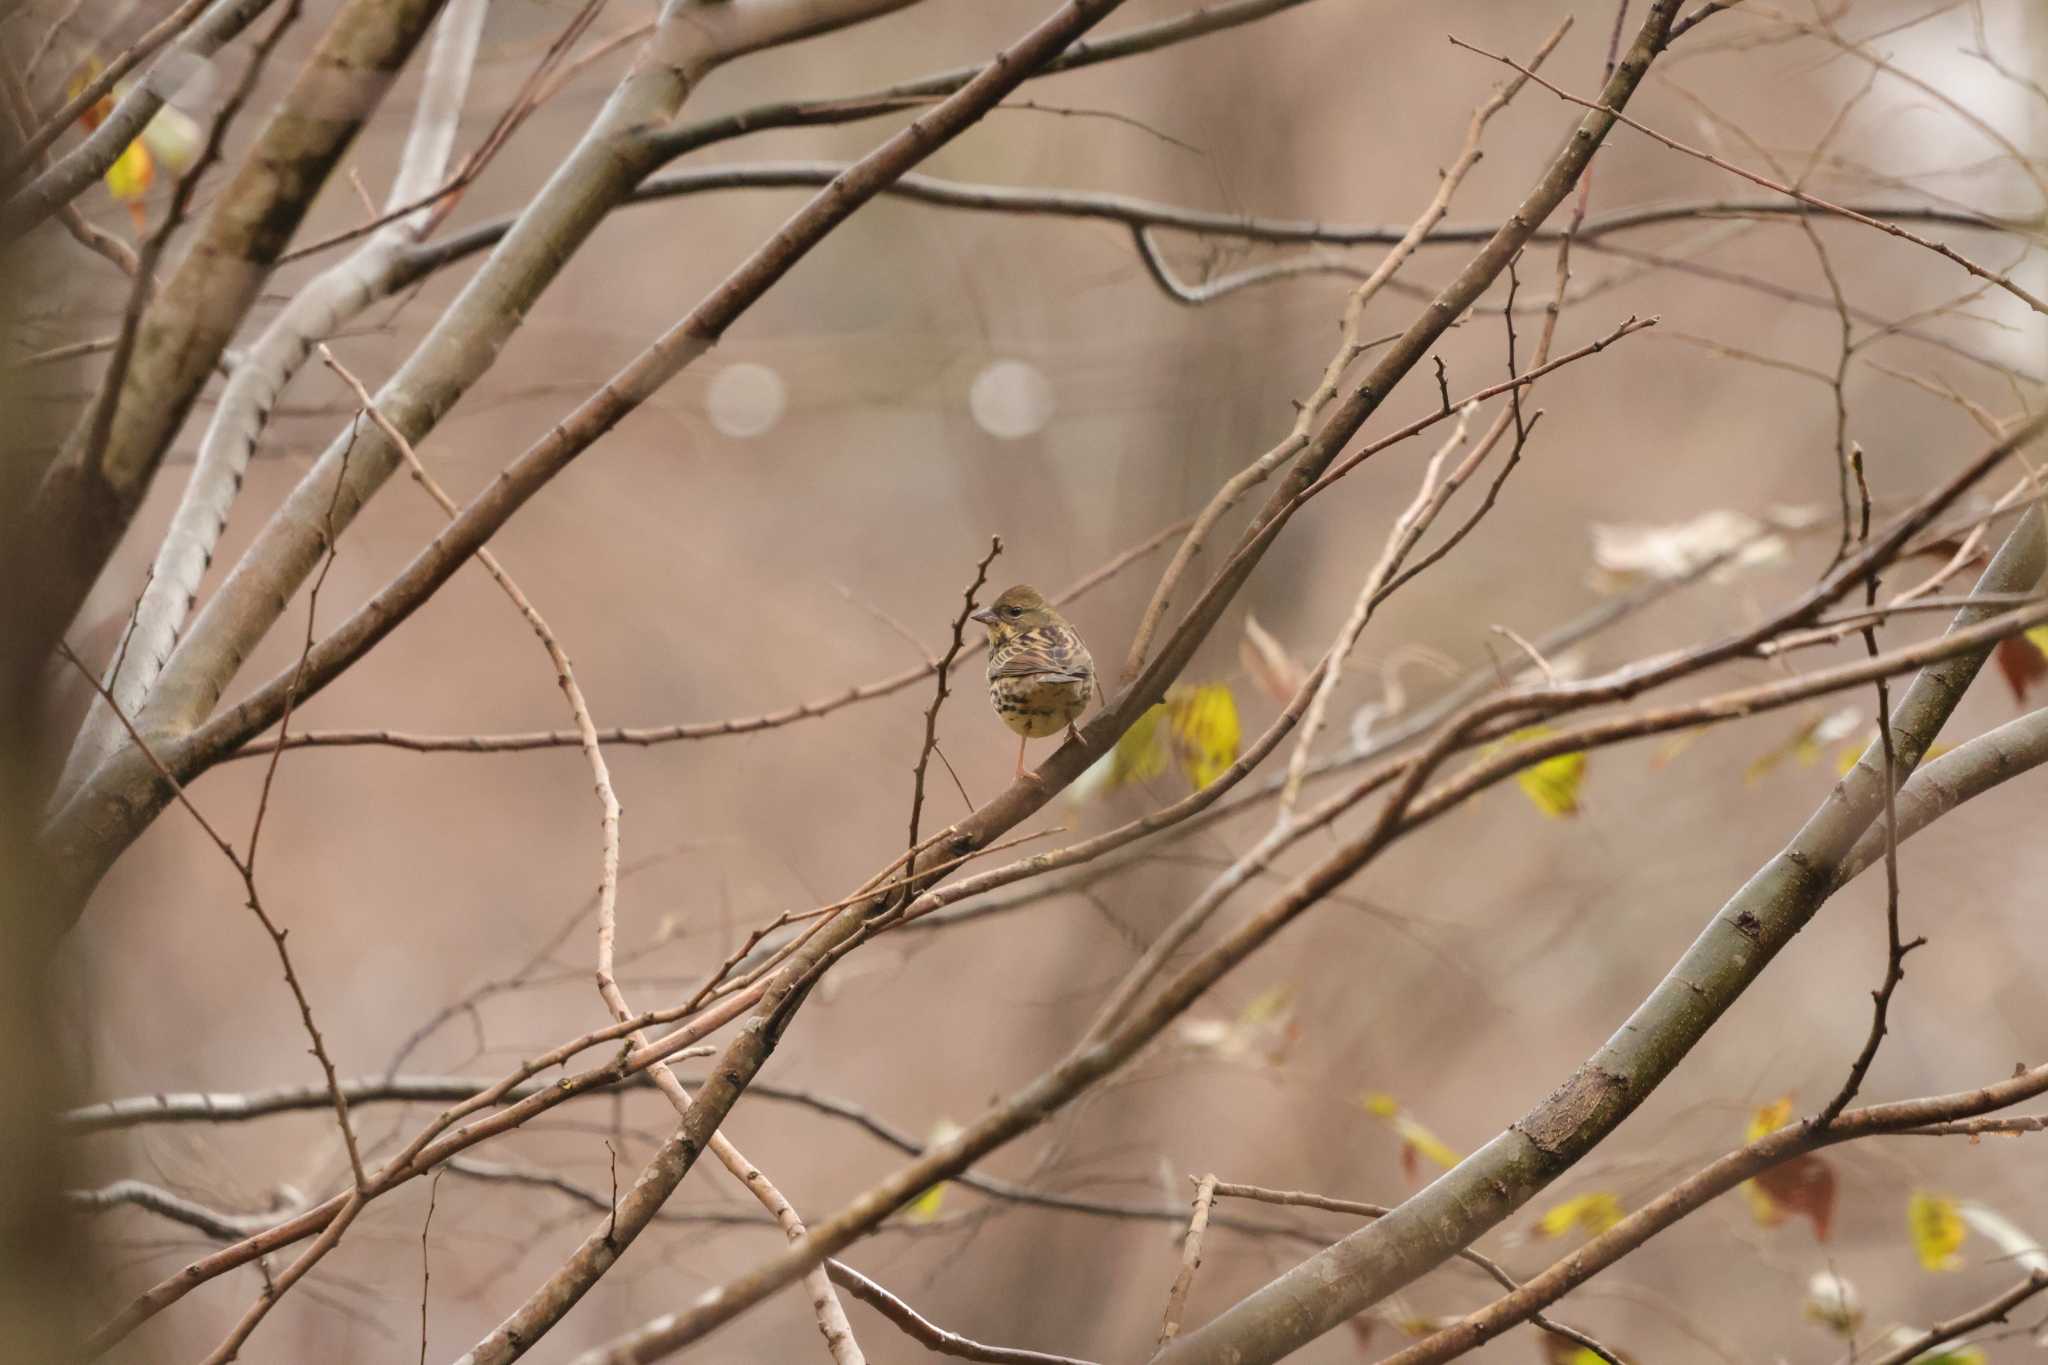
[222,517,1185,760]
[1118,16,1572,684]
[826,1260,1098,1365]
[908,538,1002,856]
[1158,1174,1218,1347]
[1863,1271,2048,1365]
[1449,34,2048,316]
[323,346,866,1364]
[418,1169,442,1365]
[1814,446,1923,1128]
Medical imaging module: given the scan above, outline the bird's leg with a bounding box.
[1066,719,1084,746]
[1015,732,1029,781]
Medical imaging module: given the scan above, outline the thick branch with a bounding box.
[21,0,451,684]
[1377,1064,2048,1365]
[52,0,493,808]
[1152,507,2046,1364]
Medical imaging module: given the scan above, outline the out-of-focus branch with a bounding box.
[1862,1270,2048,1365]
[18,0,451,706]
[328,343,866,1364]
[216,516,1183,760]
[641,0,1327,162]
[0,0,278,239]
[61,1070,1317,1240]
[1122,15,1560,685]
[1151,503,2046,1365]
[559,19,1699,1358]
[4,0,216,176]
[1376,1065,2048,1365]
[52,0,493,809]
[407,165,2037,286]
[44,0,932,931]
[1455,37,2048,316]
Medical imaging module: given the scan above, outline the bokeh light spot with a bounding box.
[969,359,1054,439]
[707,362,786,438]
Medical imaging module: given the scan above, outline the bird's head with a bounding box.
[972,584,1057,642]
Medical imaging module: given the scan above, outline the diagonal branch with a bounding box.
[1150,509,2046,1363]
[19,0,452,689]
[51,0,494,810]
[1375,1063,2048,1365]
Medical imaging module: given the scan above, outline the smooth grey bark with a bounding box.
[52,0,492,808]
[1153,504,2048,1364]
[41,0,926,930]
[22,0,453,702]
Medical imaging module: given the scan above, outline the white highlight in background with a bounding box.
[707,363,786,437]
[970,359,1054,439]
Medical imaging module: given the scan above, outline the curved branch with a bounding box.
[1834,702,2048,887]
[404,161,2028,286]
[1864,1270,2048,1365]
[825,1260,1099,1365]
[1374,1064,2048,1365]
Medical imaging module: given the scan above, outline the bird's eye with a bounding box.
[1004,606,1021,617]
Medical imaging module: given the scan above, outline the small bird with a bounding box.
[972,584,1096,781]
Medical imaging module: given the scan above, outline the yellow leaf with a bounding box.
[1237,983,1293,1028]
[1181,984,1298,1067]
[1490,726,1586,817]
[1746,1095,1795,1141]
[2028,625,2048,660]
[1651,726,1706,768]
[68,58,109,126]
[103,137,153,204]
[905,1119,963,1224]
[1535,1192,1624,1239]
[1360,1093,1459,1174]
[1835,735,1952,777]
[1743,1096,1797,1232]
[1166,683,1240,789]
[1747,714,1824,783]
[1110,704,1168,787]
[1743,1178,1781,1228]
[1908,1190,1967,1271]
[904,1180,946,1223]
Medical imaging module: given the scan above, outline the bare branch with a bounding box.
[827,1261,1098,1365]
[1158,1175,1218,1347]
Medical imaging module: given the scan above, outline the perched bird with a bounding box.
[972,584,1096,780]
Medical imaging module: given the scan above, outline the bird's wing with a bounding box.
[990,627,1092,683]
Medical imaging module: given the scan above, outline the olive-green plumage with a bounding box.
[972,584,1095,779]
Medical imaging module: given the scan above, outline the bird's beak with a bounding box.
[970,607,997,626]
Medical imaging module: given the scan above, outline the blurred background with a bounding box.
[11,0,2048,1358]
